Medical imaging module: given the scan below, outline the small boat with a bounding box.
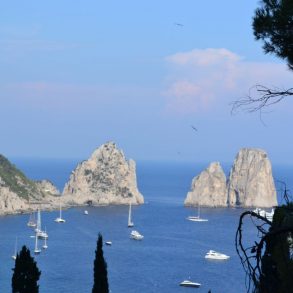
[187,216,208,222]
[36,230,48,239]
[55,202,65,223]
[128,203,134,227]
[179,280,201,288]
[34,233,41,255]
[187,205,208,222]
[12,237,17,260]
[105,241,112,246]
[27,212,37,228]
[253,208,274,222]
[35,209,49,239]
[84,210,88,215]
[205,250,230,260]
[130,230,144,240]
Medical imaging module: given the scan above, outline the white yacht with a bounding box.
[128,203,134,227]
[253,208,274,222]
[205,250,230,260]
[105,241,112,246]
[130,230,144,240]
[55,202,65,223]
[179,280,201,288]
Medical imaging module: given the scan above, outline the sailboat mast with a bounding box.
[35,233,38,250]
[129,203,131,223]
[15,236,17,255]
[37,209,41,231]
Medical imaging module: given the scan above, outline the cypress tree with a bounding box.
[12,245,41,293]
[92,233,109,293]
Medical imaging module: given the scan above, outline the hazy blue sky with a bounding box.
[1,1,292,164]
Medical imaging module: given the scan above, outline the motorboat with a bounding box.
[205,250,230,260]
[253,208,274,222]
[84,210,89,215]
[105,241,112,246]
[179,280,201,288]
[130,230,144,240]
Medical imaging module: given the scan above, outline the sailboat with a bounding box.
[34,232,41,254]
[35,209,48,239]
[11,237,17,260]
[187,204,208,222]
[27,211,37,228]
[42,228,48,249]
[54,202,65,223]
[128,202,134,227]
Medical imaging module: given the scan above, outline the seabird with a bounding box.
[191,125,198,131]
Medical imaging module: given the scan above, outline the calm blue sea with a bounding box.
[0,159,292,293]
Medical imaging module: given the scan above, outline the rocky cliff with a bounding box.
[227,148,277,207]
[184,162,227,207]
[62,142,144,205]
[0,155,60,215]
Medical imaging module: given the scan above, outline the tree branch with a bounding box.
[231,85,293,114]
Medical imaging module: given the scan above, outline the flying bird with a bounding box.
[191,125,198,132]
[174,22,184,27]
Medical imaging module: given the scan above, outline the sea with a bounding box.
[0,159,292,293]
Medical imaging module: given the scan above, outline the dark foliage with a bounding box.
[253,0,293,70]
[236,198,293,292]
[12,246,41,293]
[92,233,109,293]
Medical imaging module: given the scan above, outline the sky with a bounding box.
[0,1,293,165]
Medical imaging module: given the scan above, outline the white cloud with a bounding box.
[163,48,292,115]
[166,48,241,66]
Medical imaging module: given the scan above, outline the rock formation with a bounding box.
[62,142,144,205]
[35,180,60,196]
[0,154,60,215]
[184,162,227,207]
[227,148,277,207]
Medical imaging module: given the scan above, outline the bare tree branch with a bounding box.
[231,85,293,114]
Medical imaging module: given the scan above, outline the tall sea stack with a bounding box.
[184,162,227,207]
[62,142,144,205]
[227,148,277,207]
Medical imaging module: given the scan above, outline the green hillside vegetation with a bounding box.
[0,154,39,200]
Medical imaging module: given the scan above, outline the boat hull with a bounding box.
[187,217,208,222]
[180,281,201,288]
